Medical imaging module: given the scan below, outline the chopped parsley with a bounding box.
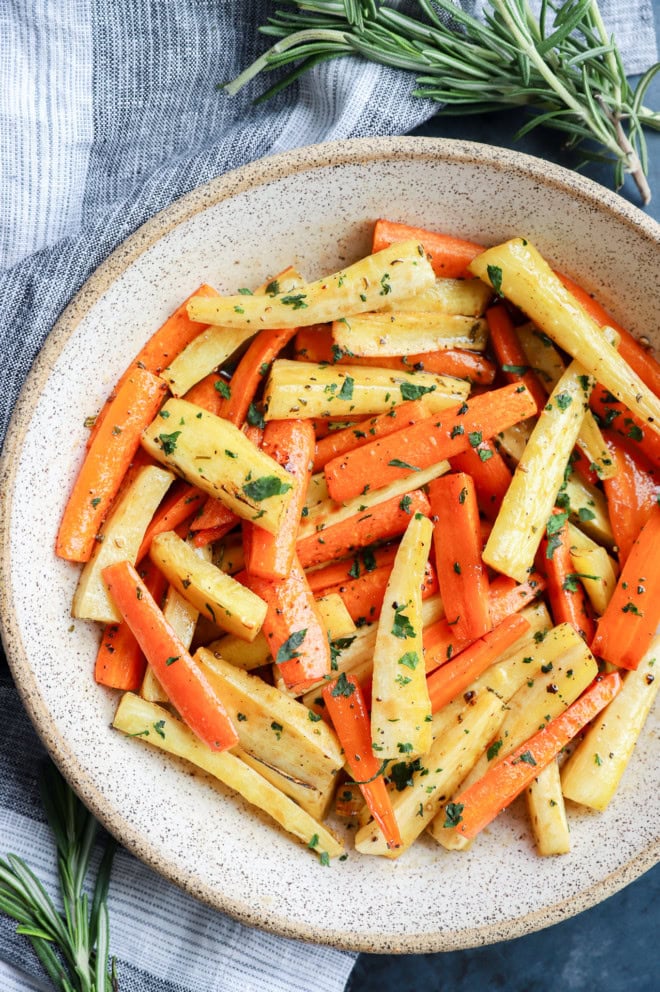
[512,750,537,766]
[281,294,308,310]
[487,739,503,761]
[158,430,182,455]
[275,629,307,664]
[337,375,355,401]
[243,476,293,501]
[246,402,265,429]
[214,379,231,400]
[399,382,436,402]
[330,672,355,697]
[487,264,503,297]
[392,604,416,640]
[443,802,464,828]
[398,651,420,671]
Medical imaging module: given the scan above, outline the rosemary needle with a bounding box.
[225,0,660,204]
[0,763,117,992]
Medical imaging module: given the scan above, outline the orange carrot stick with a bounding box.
[591,506,660,670]
[189,496,239,534]
[305,545,399,594]
[89,284,218,444]
[94,557,168,690]
[428,474,491,640]
[487,573,547,626]
[324,382,538,504]
[372,219,483,279]
[314,398,436,472]
[244,555,331,691]
[136,482,204,564]
[244,419,315,580]
[56,368,168,562]
[486,304,548,411]
[215,327,298,426]
[590,384,660,471]
[297,490,431,570]
[311,416,368,440]
[321,558,437,626]
[450,440,512,521]
[447,672,622,840]
[192,524,237,548]
[102,560,238,750]
[602,431,659,564]
[426,614,530,712]
[294,327,496,386]
[557,273,660,398]
[542,512,595,644]
[183,372,226,416]
[322,674,402,850]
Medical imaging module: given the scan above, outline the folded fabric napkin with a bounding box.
[0,2,656,990]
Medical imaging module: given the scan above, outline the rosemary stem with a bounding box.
[224,28,348,95]
[597,96,652,203]
[588,0,622,107]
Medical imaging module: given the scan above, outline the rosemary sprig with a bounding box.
[0,763,117,992]
[225,0,660,203]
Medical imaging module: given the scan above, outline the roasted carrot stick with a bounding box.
[94,557,168,690]
[426,614,530,712]
[590,384,660,471]
[215,327,298,426]
[591,506,660,670]
[56,368,168,562]
[102,560,238,750]
[191,524,237,548]
[244,555,331,691]
[136,482,204,564]
[305,545,398,594]
[321,558,438,625]
[244,419,315,580]
[297,490,431,570]
[558,273,660,398]
[449,440,512,521]
[183,372,226,416]
[487,573,547,626]
[372,219,483,279]
[486,304,548,411]
[314,398,437,472]
[322,674,402,850]
[447,672,622,840]
[603,431,659,564]
[324,382,538,504]
[294,326,496,385]
[189,496,239,535]
[428,474,491,640]
[542,512,595,644]
[89,284,218,445]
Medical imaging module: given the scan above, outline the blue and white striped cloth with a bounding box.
[0,2,656,990]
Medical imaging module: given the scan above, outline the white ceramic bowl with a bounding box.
[1,137,658,953]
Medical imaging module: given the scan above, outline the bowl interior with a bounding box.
[2,138,659,953]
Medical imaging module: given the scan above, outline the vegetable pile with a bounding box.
[57,219,660,864]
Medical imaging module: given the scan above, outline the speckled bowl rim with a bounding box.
[1,136,659,954]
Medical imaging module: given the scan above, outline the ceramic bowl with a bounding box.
[1,137,658,953]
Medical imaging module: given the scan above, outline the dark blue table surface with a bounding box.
[348,12,659,992]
